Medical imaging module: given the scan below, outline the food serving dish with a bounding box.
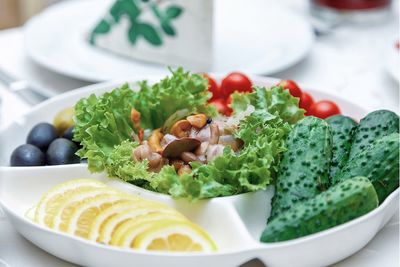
[0,75,398,267]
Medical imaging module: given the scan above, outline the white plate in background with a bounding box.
[24,0,314,82]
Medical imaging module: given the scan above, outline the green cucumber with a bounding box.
[260,176,378,242]
[326,115,357,182]
[333,133,399,203]
[349,110,399,160]
[269,117,331,220]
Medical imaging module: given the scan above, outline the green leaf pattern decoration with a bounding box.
[90,0,183,47]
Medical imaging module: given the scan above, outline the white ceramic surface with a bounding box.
[0,76,398,267]
[0,259,10,267]
[24,0,314,82]
[384,40,400,83]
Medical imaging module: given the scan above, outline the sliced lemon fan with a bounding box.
[29,179,217,253]
[132,220,217,253]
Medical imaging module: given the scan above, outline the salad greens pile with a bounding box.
[74,68,304,200]
[230,86,304,124]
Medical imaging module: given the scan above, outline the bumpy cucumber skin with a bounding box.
[333,133,400,203]
[260,176,378,243]
[269,117,331,220]
[349,110,399,160]
[326,115,357,182]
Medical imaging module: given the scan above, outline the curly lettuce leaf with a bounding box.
[230,86,305,124]
[131,68,216,129]
[74,85,136,172]
[108,140,154,186]
[74,68,215,173]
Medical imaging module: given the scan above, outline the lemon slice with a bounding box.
[66,194,139,239]
[89,200,169,242]
[99,203,184,245]
[52,187,121,232]
[34,179,106,227]
[122,220,217,252]
[111,212,188,246]
[133,220,217,252]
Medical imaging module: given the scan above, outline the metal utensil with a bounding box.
[0,68,49,105]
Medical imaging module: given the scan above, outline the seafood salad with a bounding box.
[73,68,304,200]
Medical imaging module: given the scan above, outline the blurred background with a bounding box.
[0,0,398,125]
[0,0,398,267]
[2,0,396,29]
[0,0,55,29]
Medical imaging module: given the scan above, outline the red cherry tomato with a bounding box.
[277,80,302,98]
[299,92,314,113]
[203,74,221,100]
[209,98,232,116]
[396,41,400,50]
[308,100,341,119]
[221,72,252,97]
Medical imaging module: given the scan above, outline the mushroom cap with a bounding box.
[162,137,201,158]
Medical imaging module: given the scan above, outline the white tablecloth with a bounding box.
[0,3,399,266]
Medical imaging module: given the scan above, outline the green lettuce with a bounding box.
[108,140,154,188]
[74,85,136,172]
[74,69,303,200]
[131,68,216,129]
[74,68,215,173]
[230,86,305,124]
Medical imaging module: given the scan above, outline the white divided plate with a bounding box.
[24,0,314,82]
[0,76,398,267]
[384,40,400,83]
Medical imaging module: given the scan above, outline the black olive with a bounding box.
[10,144,46,166]
[46,138,80,165]
[62,126,75,141]
[27,122,58,151]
